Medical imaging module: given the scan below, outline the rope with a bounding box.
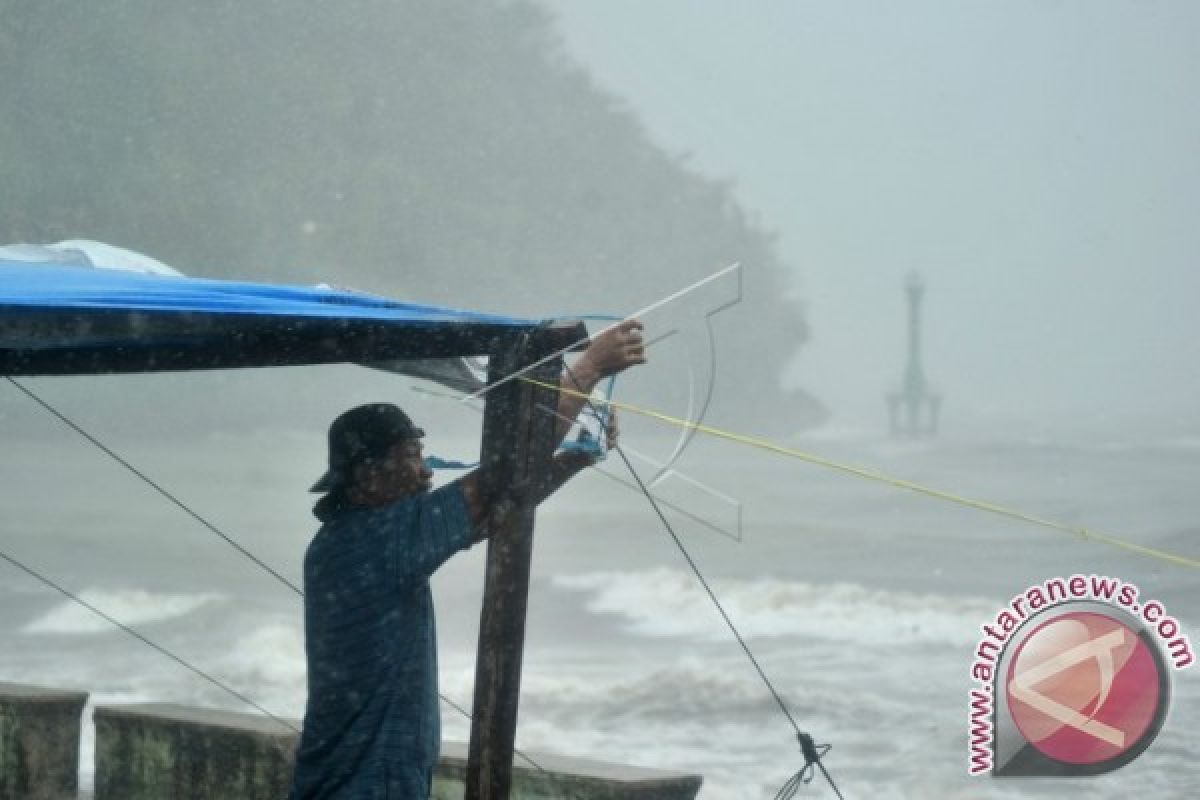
[464,264,739,402]
[0,548,299,733]
[416,385,742,541]
[774,733,843,800]
[561,364,845,799]
[524,377,1200,571]
[3,377,555,774]
[5,377,302,594]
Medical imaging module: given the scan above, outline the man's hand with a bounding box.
[555,319,645,443]
[572,319,646,385]
[462,321,643,541]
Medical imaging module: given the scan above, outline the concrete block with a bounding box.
[93,704,298,800]
[432,742,702,800]
[0,681,88,800]
[90,703,701,800]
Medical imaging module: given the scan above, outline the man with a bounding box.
[289,320,645,799]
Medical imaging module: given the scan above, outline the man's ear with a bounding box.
[350,460,374,491]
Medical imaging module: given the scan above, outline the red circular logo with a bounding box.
[1005,610,1164,766]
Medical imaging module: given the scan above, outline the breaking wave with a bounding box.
[552,569,995,647]
[22,588,224,634]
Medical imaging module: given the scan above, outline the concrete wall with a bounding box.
[433,742,702,800]
[0,684,701,800]
[0,681,88,800]
[94,704,296,800]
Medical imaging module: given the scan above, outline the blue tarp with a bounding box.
[0,261,566,375]
[0,261,531,325]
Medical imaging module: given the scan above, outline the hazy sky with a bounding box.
[550,1,1199,439]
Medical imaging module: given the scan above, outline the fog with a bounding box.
[556,0,1200,440]
[5,2,1196,440]
[2,3,1198,798]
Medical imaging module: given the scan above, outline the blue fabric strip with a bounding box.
[0,261,536,326]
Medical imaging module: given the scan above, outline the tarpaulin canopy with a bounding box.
[0,261,578,376]
[0,250,588,798]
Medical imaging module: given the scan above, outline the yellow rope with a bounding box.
[526,377,1200,570]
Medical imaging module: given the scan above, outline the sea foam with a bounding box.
[22,588,223,634]
[553,568,995,647]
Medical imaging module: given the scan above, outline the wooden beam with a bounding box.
[465,328,567,800]
[0,310,534,375]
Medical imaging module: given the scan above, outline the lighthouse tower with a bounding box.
[888,272,940,436]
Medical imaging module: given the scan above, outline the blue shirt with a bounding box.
[290,482,473,799]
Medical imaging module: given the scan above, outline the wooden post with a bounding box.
[465,330,566,800]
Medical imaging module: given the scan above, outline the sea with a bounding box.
[1,381,1197,799]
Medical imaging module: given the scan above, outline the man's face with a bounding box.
[354,437,433,502]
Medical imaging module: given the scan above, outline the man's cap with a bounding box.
[310,403,425,493]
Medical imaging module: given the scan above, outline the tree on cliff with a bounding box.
[0,0,822,429]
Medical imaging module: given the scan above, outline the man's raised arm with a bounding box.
[459,317,645,532]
